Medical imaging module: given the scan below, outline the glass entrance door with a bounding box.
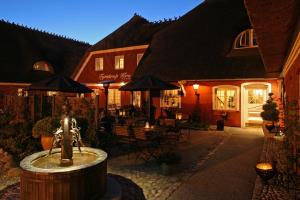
[244,85,268,126]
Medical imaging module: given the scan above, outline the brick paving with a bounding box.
[168,127,264,200]
[0,129,228,200]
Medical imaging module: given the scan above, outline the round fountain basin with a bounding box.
[20,147,107,200]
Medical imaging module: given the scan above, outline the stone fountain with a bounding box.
[20,103,119,200]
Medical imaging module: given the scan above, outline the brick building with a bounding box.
[73,0,280,127]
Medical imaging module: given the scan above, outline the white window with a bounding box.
[234,29,258,49]
[133,91,141,107]
[33,61,54,73]
[137,53,144,65]
[95,57,104,71]
[160,90,181,108]
[115,55,124,70]
[108,89,121,107]
[213,86,239,110]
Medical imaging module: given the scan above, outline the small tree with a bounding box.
[260,93,279,127]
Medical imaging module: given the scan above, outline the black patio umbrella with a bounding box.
[27,74,93,93]
[119,75,179,122]
[27,74,93,118]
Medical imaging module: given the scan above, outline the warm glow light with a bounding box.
[119,110,125,117]
[64,117,69,134]
[98,83,103,87]
[256,163,272,170]
[176,113,183,120]
[145,121,150,129]
[120,82,125,86]
[193,84,199,90]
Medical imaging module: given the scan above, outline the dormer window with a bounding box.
[33,61,54,73]
[234,29,258,49]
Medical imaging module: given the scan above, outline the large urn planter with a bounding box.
[41,135,54,150]
[262,121,275,138]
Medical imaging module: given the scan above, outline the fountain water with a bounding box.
[20,102,115,200]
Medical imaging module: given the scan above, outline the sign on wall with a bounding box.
[99,72,131,82]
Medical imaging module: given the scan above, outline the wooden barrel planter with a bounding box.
[20,147,107,200]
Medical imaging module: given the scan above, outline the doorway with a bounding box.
[241,83,271,127]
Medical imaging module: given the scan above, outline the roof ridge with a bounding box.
[150,16,181,25]
[132,13,180,25]
[0,19,90,45]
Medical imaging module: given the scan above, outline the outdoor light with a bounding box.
[145,121,150,129]
[176,113,183,120]
[255,162,276,184]
[119,110,125,117]
[193,84,199,95]
[120,82,125,86]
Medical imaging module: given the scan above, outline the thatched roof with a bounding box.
[133,0,273,82]
[0,20,90,83]
[89,14,173,52]
[244,0,300,73]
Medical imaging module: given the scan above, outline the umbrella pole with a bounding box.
[52,95,55,117]
[148,90,151,123]
[95,94,99,130]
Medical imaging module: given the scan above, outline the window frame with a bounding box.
[95,57,104,71]
[108,89,121,107]
[234,29,258,49]
[114,55,124,70]
[212,85,240,111]
[160,89,181,108]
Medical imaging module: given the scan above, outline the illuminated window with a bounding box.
[133,91,141,107]
[33,61,54,73]
[108,89,121,107]
[248,89,266,104]
[47,91,58,96]
[234,29,258,49]
[17,88,23,96]
[95,57,104,71]
[115,55,124,70]
[17,88,28,97]
[213,86,239,110]
[137,53,144,65]
[160,90,181,108]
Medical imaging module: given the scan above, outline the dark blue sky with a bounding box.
[0,0,203,44]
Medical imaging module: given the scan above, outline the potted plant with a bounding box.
[157,151,181,175]
[260,93,279,135]
[32,117,60,150]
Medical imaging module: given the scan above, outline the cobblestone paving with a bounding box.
[0,130,228,200]
[252,136,298,200]
[108,130,228,200]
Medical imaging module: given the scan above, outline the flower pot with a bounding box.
[41,135,54,150]
[262,121,275,138]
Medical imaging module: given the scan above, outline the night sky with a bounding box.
[0,0,203,44]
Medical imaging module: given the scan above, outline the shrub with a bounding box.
[32,117,60,138]
[0,121,41,161]
[260,93,279,125]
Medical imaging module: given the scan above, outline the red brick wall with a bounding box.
[77,48,146,83]
[284,55,300,102]
[153,79,279,127]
